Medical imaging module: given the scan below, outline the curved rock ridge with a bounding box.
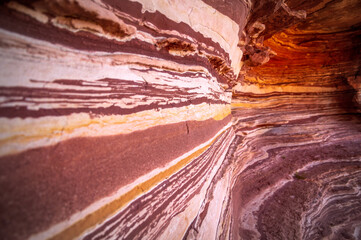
[0,1,245,239]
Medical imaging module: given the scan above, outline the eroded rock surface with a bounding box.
[0,0,360,240]
[231,91,361,239]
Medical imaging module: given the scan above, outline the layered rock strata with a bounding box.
[230,91,361,239]
[1,0,361,240]
[230,0,361,238]
[0,0,245,239]
[238,0,361,94]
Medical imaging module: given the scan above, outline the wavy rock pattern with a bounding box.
[230,0,361,238]
[1,0,361,240]
[0,1,244,239]
[231,91,361,239]
[238,0,361,93]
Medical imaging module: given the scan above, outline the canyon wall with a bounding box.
[230,0,361,239]
[0,1,246,239]
[0,0,361,240]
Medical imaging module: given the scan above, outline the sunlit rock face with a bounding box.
[238,0,361,94]
[0,0,361,240]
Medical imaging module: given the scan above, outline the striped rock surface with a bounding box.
[0,0,246,239]
[229,0,361,238]
[230,90,361,240]
[1,0,361,240]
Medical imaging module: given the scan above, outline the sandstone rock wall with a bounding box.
[1,0,361,240]
[0,1,246,239]
[230,1,361,238]
[230,90,361,239]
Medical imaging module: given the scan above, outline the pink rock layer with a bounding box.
[0,0,243,239]
[1,0,361,239]
[229,91,361,240]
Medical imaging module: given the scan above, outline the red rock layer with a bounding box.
[0,116,230,240]
[239,0,361,94]
[0,0,246,239]
[1,0,361,239]
[230,1,361,237]
[229,91,361,240]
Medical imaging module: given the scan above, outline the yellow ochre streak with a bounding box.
[49,124,229,240]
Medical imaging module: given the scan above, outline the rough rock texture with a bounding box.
[238,0,361,93]
[0,0,361,240]
[231,92,361,239]
[0,0,245,239]
[229,0,361,239]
